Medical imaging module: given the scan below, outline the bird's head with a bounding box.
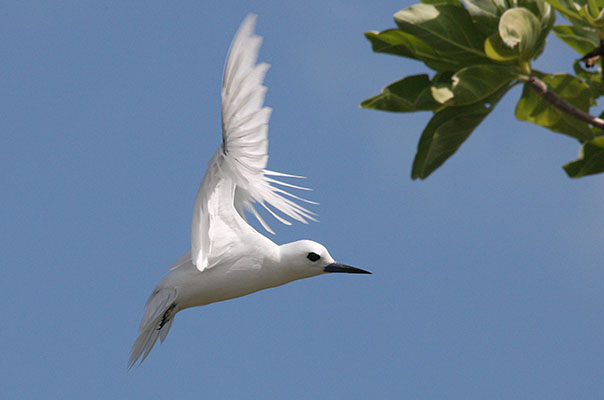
[279,240,371,278]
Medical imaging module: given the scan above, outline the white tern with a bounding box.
[129,14,370,368]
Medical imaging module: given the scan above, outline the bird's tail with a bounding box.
[128,287,179,369]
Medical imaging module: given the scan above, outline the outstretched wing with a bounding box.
[191,14,316,272]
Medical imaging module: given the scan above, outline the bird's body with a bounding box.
[150,239,325,313]
[129,14,369,368]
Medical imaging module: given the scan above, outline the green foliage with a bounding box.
[412,86,510,179]
[499,8,544,59]
[445,65,519,105]
[564,136,604,176]
[364,30,471,71]
[464,0,508,36]
[553,25,599,54]
[363,0,604,179]
[361,74,440,112]
[393,5,487,65]
[515,73,595,141]
[545,0,604,29]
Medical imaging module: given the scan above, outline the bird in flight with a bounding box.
[129,14,371,368]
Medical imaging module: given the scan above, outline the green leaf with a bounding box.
[575,0,604,28]
[411,86,512,179]
[553,24,600,54]
[498,8,542,60]
[394,4,489,64]
[547,0,604,29]
[563,136,604,177]
[445,65,519,105]
[485,33,523,61]
[518,0,555,58]
[463,0,508,36]
[485,5,551,62]
[364,30,472,71]
[515,73,594,141]
[518,0,554,19]
[360,74,441,112]
[421,0,463,5]
[364,29,422,58]
[587,0,604,18]
[543,0,586,26]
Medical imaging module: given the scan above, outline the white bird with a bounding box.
[129,14,370,369]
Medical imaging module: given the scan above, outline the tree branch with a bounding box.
[525,75,604,133]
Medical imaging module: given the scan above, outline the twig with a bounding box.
[580,40,604,92]
[580,40,604,67]
[525,75,604,132]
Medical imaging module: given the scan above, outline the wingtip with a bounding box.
[217,14,320,235]
[240,13,258,28]
[237,14,259,39]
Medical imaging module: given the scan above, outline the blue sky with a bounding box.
[3,1,604,398]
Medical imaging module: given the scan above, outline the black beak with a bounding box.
[324,262,371,274]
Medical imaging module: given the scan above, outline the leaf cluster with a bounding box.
[363,0,604,179]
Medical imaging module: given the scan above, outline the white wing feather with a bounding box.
[191,15,316,272]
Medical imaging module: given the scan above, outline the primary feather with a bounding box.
[191,14,315,272]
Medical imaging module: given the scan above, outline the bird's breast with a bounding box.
[171,259,297,310]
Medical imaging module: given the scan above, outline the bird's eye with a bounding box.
[307,252,320,262]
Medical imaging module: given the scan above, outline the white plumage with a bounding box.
[129,14,369,369]
[191,15,316,272]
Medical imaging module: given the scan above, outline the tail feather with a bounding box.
[159,317,174,343]
[129,288,178,369]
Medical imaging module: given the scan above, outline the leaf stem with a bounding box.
[523,75,604,133]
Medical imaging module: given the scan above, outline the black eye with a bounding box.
[307,252,320,262]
